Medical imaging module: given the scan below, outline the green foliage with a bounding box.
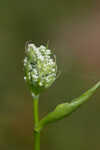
[36,82,100,131]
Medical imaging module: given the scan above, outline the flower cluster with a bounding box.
[24,43,57,95]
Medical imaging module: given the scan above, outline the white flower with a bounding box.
[38,55,44,61]
[28,43,37,51]
[24,76,26,80]
[39,82,43,86]
[24,43,57,94]
[28,64,32,70]
[46,49,51,55]
[39,45,46,49]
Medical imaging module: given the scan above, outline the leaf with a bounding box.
[36,82,100,131]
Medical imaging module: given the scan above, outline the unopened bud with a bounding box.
[24,43,57,95]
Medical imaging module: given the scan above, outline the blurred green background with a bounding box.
[0,0,100,150]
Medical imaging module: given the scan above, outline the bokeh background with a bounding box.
[0,0,100,150]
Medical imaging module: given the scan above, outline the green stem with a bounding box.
[33,95,40,150]
[34,131,40,150]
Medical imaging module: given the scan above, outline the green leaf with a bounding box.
[36,82,100,131]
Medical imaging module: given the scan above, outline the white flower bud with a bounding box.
[24,43,57,95]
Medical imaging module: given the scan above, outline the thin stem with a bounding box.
[33,96,39,126]
[34,131,40,150]
[33,95,40,150]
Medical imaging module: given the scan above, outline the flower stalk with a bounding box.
[33,95,40,150]
[23,42,100,150]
